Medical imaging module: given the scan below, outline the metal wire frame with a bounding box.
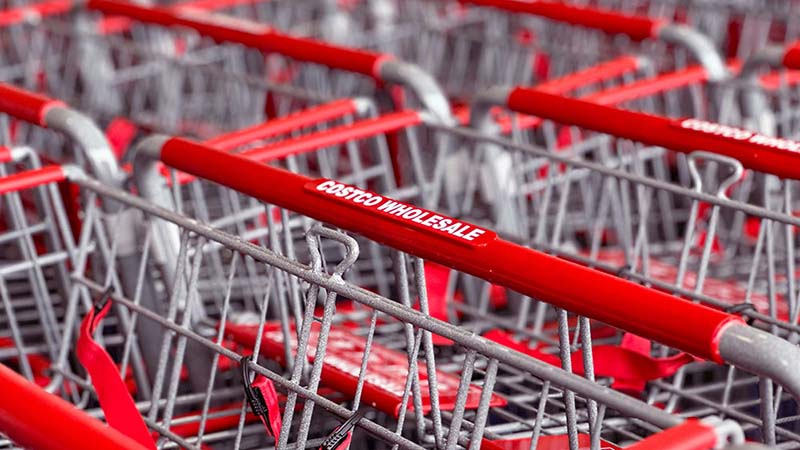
[0,85,381,413]
[120,97,800,328]
[0,165,750,449]
[575,0,800,60]
[100,0,727,101]
[142,53,721,266]
[466,71,800,315]
[115,103,800,447]
[0,0,450,130]
[0,19,376,152]
[185,0,621,99]
[0,148,76,391]
[0,0,720,124]
[444,122,800,447]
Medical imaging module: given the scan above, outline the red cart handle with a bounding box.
[477,86,800,180]
[460,0,727,80]
[0,0,73,28]
[0,363,149,450]
[205,99,360,151]
[0,83,65,126]
[137,136,742,362]
[86,0,392,78]
[0,165,67,194]
[135,136,800,402]
[0,82,122,189]
[584,65,715,106]
[782,41,800,69]
[461,0,663,41]
[86,0,453,122]
[625,419,719,449]
[170,109,418,185]
[536,56,646,95]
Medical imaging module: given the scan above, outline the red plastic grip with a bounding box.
[507,87,800,179]
[0,0,73,28]
[626,419,717,449]
[238,110,421,162]
[0,83,65,126]
[87,0,391,78]
[159,137,742,361]
[171,0,263,11]
[205,99,359,151]
[172,110,422,185]
[583,65,711,106]
[0,364,148,450]
[537,56,642,95]
[0,166,66,194]
[782,42,800,70]
[461,0,664,41]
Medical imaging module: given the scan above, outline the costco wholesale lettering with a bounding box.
[309,179,495,245]
[679,118,800,153]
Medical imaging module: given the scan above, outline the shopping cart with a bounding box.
[0,0,453,130]
[459,82,800,444]
[0,0,737,169]
[0,1,392,173]
[0,2,797,449]
[25,72,775,447]
[117,122,794,442]
[572,0,800,61]
[0,158,776,449]
[77,0,733,115]
[0,0,685,183]
[1,33,796,443]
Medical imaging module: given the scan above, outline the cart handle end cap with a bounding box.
[655,24,729,82]
[718,323,800,402]
[375,59,454,125]
[42,106,123,187]
[469,86,514,132]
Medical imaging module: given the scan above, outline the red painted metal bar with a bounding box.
[0,83,65,126]
[156,137,744,362]
[0,165,66,194]
[87,0,393,78]
[461,0,665,41]
[506,87,800,179]
[0,363,148,450]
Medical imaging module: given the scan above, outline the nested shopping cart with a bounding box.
[0,2,798,450]
[78,0,732,109]
[0,0,399,175]
[105,79,800,447]
[0,0,715,129]
[573,0,800,61]
[0,143,784,449]
[0,0,672,172]
[0,0,454,133]
[460,81,800,445]
[0,0,739,163]
[0,74,784,445]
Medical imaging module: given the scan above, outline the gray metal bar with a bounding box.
[70,171,686,430]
